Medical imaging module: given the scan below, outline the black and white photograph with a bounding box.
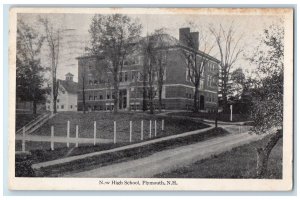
[8,7,293,191]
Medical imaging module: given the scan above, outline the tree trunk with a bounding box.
[256,129,283,178]
[193,85,199,113]
[53,97,57,113]
[158,85,162,113]
[82,87,86,114]
[33,100,37,115]
[113,79,119,114]
[149,88,154,114]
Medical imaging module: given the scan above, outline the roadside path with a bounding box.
[66,131,263,178]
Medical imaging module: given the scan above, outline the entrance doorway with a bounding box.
[119,89,127,110]
[200,95,205,110]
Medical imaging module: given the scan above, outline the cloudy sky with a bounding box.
[18,12,283,82]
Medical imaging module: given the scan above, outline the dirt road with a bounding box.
[66,130,263,178]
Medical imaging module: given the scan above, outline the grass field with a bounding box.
[167,111,251,122]
[15,113,40,131]
[16,111,209,151]
[155,136,282,179]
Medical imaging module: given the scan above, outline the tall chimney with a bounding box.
[179,27,190,46]
[190,32,199,50]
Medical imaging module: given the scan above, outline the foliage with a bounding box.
[16,19,46,114]
[249,24,284,134]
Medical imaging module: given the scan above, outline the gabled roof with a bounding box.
[59,79,78,94]
[77,33,220,63]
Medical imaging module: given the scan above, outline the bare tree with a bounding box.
[140,35,157,114]
[88,14,142,113]
[39,17,61,114]
[152,29,170,113]
[209,23,243,112]
[180,27,215,113]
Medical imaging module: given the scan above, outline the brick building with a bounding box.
[76,27,219,112]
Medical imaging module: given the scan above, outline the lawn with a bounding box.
[15,113,40,131]
[155,135,282,179]
[16,111,209,151]
[22,127,229,177]
[167,111,251,122]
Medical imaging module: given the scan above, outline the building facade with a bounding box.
[77,28,219,112]
[46,73,78,112]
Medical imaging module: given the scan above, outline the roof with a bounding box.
[59,79,78,94]
[77,33,220,63]
[65,72,74,76]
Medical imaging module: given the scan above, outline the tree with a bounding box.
[16,19,46,114]
[39,17,61,114]
[140,34,157,114]
[152,29,170,113]
[249,23,284,178]
[181,26,215,113]
[88,14,142,113]
[209,23,243,112]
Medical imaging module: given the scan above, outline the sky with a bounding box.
[18,12,283,82]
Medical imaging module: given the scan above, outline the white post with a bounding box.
[129,121,132,143]
[162,119,164,131]
[22,127,26,152]
[67,120,70,147]
[141,120,144,140]
[154,120,157,137]
[149,120,152,139]
[94,121,96,146]
[114,121,116,144]
[76,125,79,148]
[51,126,54,150]
[230,105,233,122]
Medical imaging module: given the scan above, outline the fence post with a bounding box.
[76,125,79,148]
[114,121,116,144]
[129,121,132,143]
[94,121,96,146]
[141,120,144,141]
[154,120,157,137]
[162,119,164,131]
[149,120,152,139]
[22,127,26,152]
[51,126,54,150]
[67,120,70,147]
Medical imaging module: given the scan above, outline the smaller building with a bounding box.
[46,73,78,112]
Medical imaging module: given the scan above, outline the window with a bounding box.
[124,72,128,82]
[89,65,92,70]
[132,71,138,81]
[62,90,65,94]
[70,105,73,109]
[94,96,97,100]
[99,95,103,100]
[89,95,93,100]
[61,105,64,109]
[107,93,111,99]
[94,80,98,85]
[57,99,60,103]
[89,80,93,85]
[120,72,123,82]
[48,105,50,109]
